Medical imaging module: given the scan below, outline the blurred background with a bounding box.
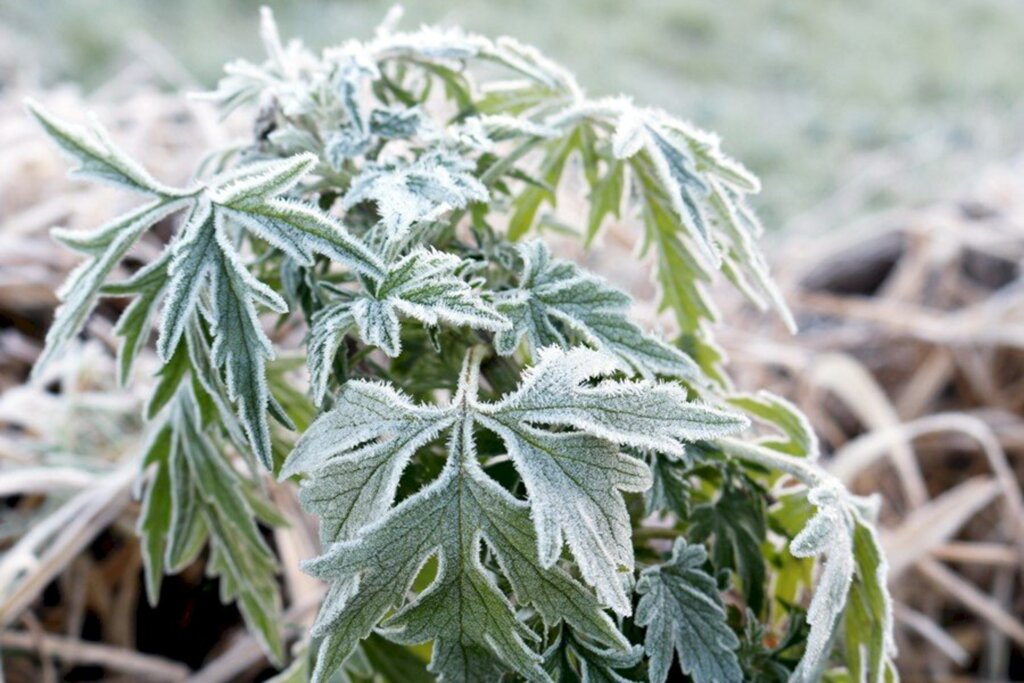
[4,0,1024,231]
[1,1,1023,681]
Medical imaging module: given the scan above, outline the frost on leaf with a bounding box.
[306,248,508,403]
[138,387,284,663]
[543,626,643,682]
[31,104,382,470]
[495,241,701,381]
[26,100,191,196]
[342,149,488,239]
[635,539,743,683]
[788,484,895,683]
[103,250,172,385]
[37,198,186,376]
[283,346,744,681]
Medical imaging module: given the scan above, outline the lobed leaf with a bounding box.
[35,198,187,377]
[635,539,743,683]
[307,248,507,401]
[26,101,191,197]
[495,241,701,381]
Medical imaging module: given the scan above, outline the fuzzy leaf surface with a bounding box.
[343,149,487,239]
[284,346,742,680]
[635,539,743,683]
[307,248,507,402]
[495,241,700,380]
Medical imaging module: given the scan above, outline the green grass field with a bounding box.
[4,0,1023,230]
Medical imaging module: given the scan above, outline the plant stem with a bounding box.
[715,437,829,488]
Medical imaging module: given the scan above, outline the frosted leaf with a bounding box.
[325,127,372,168]
[611,102,645,160]
[197,8,318,117]
[474,418,649,614]
[342,149,488,238]
[206,226,288,470]
[157,198,287,471]
[544,627,643,683]
[212,154,385,279]
[481,346,746,457]
[26,101,191,197]
[495,241,702,381]
[103,249,173,386]
[285,345,745,680]
[138,388,284,663]
[284,379,455,541]
[35,198,187,377]
[369,105,425,139]
[158,199,219,360]
[446,115,556,153]
[788,485,856,683]
[301,427,624,683]
[635,539,742,683]
[208,153,314,207]
[370,25,489,61]
[487,36,580,94]
[479,346,744,611]
[330,44,380,131]
[306,248,508,401]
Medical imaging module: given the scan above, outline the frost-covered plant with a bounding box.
[30,7,896,682]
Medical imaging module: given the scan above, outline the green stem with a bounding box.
[715,437,829,488]
[633,526,683,541]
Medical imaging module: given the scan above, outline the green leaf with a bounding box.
[214,155,384,281]
[343,149,488,240]
[544,626,643,683]
[353,248,507,356]
[646,452,692,517]
[632,149,715,334]
[728,391,817,458]
[507,127,581,240]
[843,519,896,683]
[145,339,190,419]
[308,248,508,401]
[137,426,173,605]
[284,379,456,542]
[689,481,768,615]
[207,231,286,470]
[361,633,433,682]
[104,250,172,386]
[306,302,357,406]
[495,241,701,381]
[169,388,285,663]
[586,159,625,244]
[635,538,743,683]
[285,346,735,681]
[158,199,220,360]
[788,484,857,683]
[34,198,186,377]
[26,101,191,196]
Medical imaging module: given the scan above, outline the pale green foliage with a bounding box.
[635,539,743,683]
[495,241,701,381]
[344,150,488,241]
[789,486,895,683]
[138,387,284,663]
[30,7,897,682]
[285,346,745,679]
[29,107,378,469]
[307,247,506,403]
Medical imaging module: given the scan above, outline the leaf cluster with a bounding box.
[31,7,896,683]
